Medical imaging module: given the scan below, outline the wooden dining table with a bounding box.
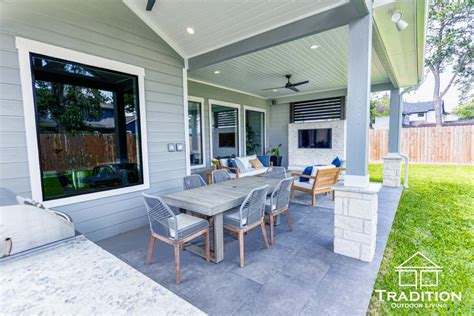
[161,176,281,263]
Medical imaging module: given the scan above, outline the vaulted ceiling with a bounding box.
[124,0,427,97]
[124,0,348,57]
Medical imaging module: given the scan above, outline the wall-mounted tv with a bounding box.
[298,128,332,149]
[219,132,236,148]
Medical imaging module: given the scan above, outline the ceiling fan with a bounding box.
[263,74,309,92]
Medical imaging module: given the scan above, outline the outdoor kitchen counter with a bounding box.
[0,235,204,315]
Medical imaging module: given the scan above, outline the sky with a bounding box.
[403,70,463,112]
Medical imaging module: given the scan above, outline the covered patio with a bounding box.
[0,0,428,314]
[98,187,402,315]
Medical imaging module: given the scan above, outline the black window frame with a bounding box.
[29,53,145,201]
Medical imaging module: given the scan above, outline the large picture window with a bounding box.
[30,53,144,201]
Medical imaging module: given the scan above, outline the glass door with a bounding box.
[245,108,265,155]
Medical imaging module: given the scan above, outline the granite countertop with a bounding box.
[0,235,204,315]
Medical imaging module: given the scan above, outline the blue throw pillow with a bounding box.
[227,159,237,173]
[331,157,341,167]
[257,155,270,167]
[300,166,313,182]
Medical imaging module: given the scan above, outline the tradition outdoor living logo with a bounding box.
[375,252,463,309]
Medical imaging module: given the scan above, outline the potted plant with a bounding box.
[267,144,282,167]
[211,158,219,170]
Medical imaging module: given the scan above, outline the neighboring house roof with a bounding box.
[403,101,445,115]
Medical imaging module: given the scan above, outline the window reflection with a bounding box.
[31,54,143,201]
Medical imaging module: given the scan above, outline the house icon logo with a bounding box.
[395,252,442,289]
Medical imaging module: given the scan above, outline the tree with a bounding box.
[36,81,107,134]
[425,0,473,126]
[453,99,474,120]
[370,92,390,127]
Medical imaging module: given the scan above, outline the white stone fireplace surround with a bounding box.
[288,120,346,167]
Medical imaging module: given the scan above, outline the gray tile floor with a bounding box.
[97,187,402,315]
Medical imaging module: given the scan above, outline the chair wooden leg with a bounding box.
[332,190,335,201]
[312,193,316,206]
[285,210,293,231]
[174,243,181,284]
[204,229,211,262]
[238,231,244,268]
[260,221,269,249]
[269,214,275,245]
[291,187,295,199]
[146,236,155,264]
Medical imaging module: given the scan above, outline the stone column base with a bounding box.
[383,156,402,187]
[332,183,381,262]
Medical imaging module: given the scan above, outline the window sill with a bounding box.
[43,183,150,208]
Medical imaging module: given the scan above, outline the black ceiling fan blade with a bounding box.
[287,86,300,92]
[146,0,156,11]
[290,80,309,87]
[262,86,285,91]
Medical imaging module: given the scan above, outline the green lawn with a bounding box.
[367,164,474,315]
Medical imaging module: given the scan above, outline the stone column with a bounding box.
[333,183,381,262]
[383,89,403,187]
[333,4,380,263]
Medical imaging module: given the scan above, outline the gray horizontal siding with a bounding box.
[0,0,186,241]
[268,103,290,167]
[187,81,269,174]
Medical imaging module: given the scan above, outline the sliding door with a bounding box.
[209,101,240,159]
[245,107,265,155]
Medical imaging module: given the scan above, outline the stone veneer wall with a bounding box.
[383,157,402,187]
[333,184,380,262]
[288,120,346,166]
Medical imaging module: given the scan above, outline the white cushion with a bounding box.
[234,158,246,172]
[293,180,313,190]
[168,213,204,238]
[236,155,257,169]
[293,180,331,191]
[219,158,228,167]
[240,167,268,177]
[229,167,268,178]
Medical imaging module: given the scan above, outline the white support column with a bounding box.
[333,4,380,262]
[383,89,403,187]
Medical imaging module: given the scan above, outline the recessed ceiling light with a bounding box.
[273,89,278,92]
[310,44,319,49]
[214,70,220,74]
[186,27,195,35]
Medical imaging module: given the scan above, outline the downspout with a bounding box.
[397,81,424,188]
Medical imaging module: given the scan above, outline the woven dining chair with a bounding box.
[265,177,294,244]
[143,193,210,284]
[183,174,207,190]
[223,185,270,267]
[264,166,287,179]
[212,169,231,184]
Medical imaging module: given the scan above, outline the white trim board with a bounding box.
[183,69,191,175]
[188,96,206,170]
[15,37,150,208]
[188,78,266,100]
[243,105,267,156]
[208,100,241,160]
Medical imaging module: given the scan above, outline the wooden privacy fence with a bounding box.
[40,133,138,172]
[369,125,474,164]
